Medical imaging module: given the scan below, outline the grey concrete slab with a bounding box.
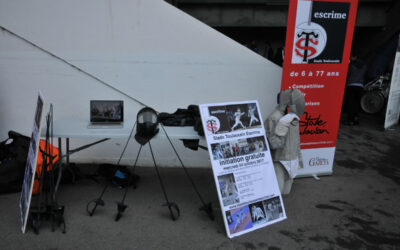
[0,113,399,249]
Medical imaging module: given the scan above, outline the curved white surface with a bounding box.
[0,0,282,167]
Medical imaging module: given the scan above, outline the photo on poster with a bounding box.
[292,0,350,64]
[211,136,268,161]
[249,201,267,225]
[218,173,240,206]
[263,196,284,222]
[226,210,234,225]
[20,161,33,226]
[207,105,231,134]
[29,132,37,158]
[246,103,261,127]
[34,97,43,127]
[226,205,253,235]
[205,102,262,135]
[226,104,250,132]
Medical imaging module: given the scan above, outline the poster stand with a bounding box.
[29,104,66,234]
[280,0,359,177]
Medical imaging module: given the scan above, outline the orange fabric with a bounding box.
[33,140,60,195]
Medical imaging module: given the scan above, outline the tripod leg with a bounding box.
[160,125,214,220]
[87,184,107,216]
[87,122,137,217]
[148,142,180,221]
[115,145,143,222]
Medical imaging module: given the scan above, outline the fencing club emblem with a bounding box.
[206,116,220,134]
[293,22,327,63]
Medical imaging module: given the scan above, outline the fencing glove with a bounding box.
[275,113,300,136]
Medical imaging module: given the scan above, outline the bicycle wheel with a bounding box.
[360,91,385,114]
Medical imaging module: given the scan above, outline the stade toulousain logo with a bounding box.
[206,116,221,134]
[293,22,327,63]
[291,1,350,64]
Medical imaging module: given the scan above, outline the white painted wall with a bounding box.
[0,0,282,167]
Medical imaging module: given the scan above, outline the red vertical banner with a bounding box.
[282,0,358,176]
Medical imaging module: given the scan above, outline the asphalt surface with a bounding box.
[0,112,399,250]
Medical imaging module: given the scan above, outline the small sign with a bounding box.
[20,93,44,233]
[384,52,400,129]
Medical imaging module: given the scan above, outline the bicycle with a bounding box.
[360,74,391,114]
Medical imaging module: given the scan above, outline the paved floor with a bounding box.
[0,113,399,250]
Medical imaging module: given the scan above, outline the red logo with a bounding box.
[206,116,220,134]
[295,32,319,61]
[292,22,327,64]
[207,120,218,133]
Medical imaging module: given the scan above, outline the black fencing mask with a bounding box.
[135,107,159,145]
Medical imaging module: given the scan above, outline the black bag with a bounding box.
[158,105,204,136]
[0,131,30,194]
[97,164,140,188]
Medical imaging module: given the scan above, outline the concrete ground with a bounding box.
[0,112,399,250]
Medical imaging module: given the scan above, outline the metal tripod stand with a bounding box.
[87,122,214,222]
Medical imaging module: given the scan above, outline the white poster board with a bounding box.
[199,100,286,238]
[20,93,44,233]
[384,52,400,129]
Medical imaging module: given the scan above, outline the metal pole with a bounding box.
[87,122,137,217]
[115,145,143,221]
[160,125,213,220]
[149,141,179,221]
